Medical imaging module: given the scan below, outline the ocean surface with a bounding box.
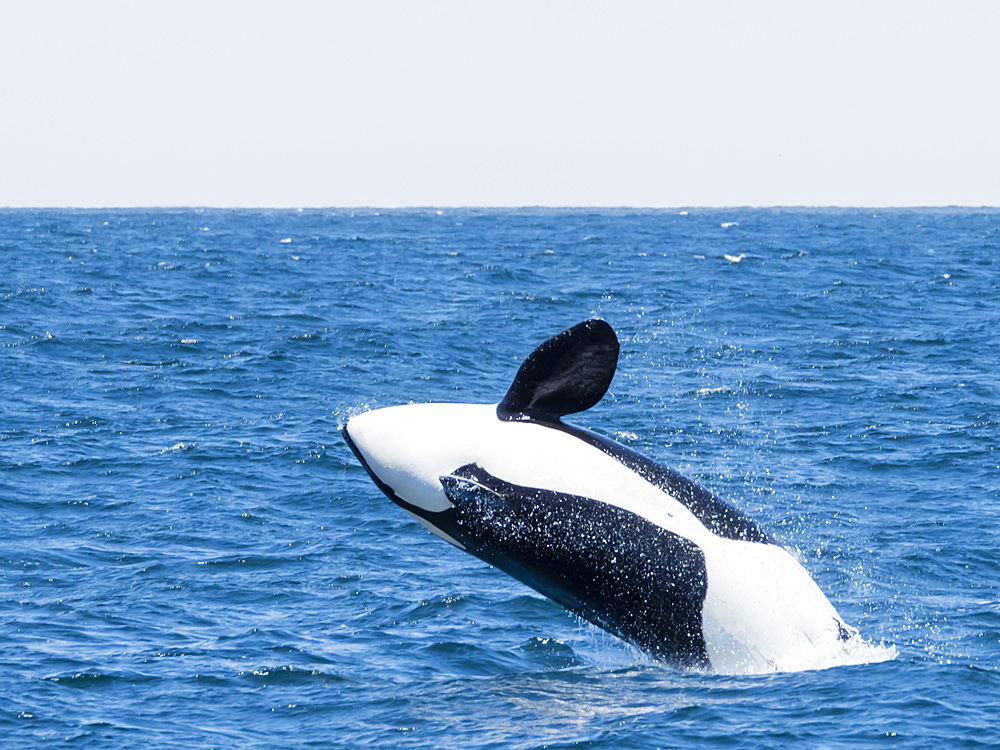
[1,208,998,748]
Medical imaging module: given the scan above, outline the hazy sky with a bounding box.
[2,1,998,207]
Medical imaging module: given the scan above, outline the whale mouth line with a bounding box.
[342,426,404,507]
[341,425,452,521]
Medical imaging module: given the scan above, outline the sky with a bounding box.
[2,1,999,208]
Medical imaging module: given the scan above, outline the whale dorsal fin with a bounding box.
[498,319,619,421]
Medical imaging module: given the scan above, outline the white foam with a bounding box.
[695,386,731,397]
[161,442,194,454]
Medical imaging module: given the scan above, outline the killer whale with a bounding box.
[343,319,861,673]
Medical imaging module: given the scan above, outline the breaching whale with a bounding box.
[343,319,863,673]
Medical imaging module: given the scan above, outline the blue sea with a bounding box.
[2,208,998,748]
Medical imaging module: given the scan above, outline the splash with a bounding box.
[711,633,898,676]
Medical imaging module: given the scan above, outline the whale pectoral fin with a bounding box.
[498,319,619,421]
[439,472,503,510]
[440,468,521,544]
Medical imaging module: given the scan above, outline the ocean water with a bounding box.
[1,207,998,748]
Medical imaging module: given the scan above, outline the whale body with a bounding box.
[343,319,862,673]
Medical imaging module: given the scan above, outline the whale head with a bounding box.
[343,401,500,515]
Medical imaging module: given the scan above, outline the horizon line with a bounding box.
[3,204,1000,212]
